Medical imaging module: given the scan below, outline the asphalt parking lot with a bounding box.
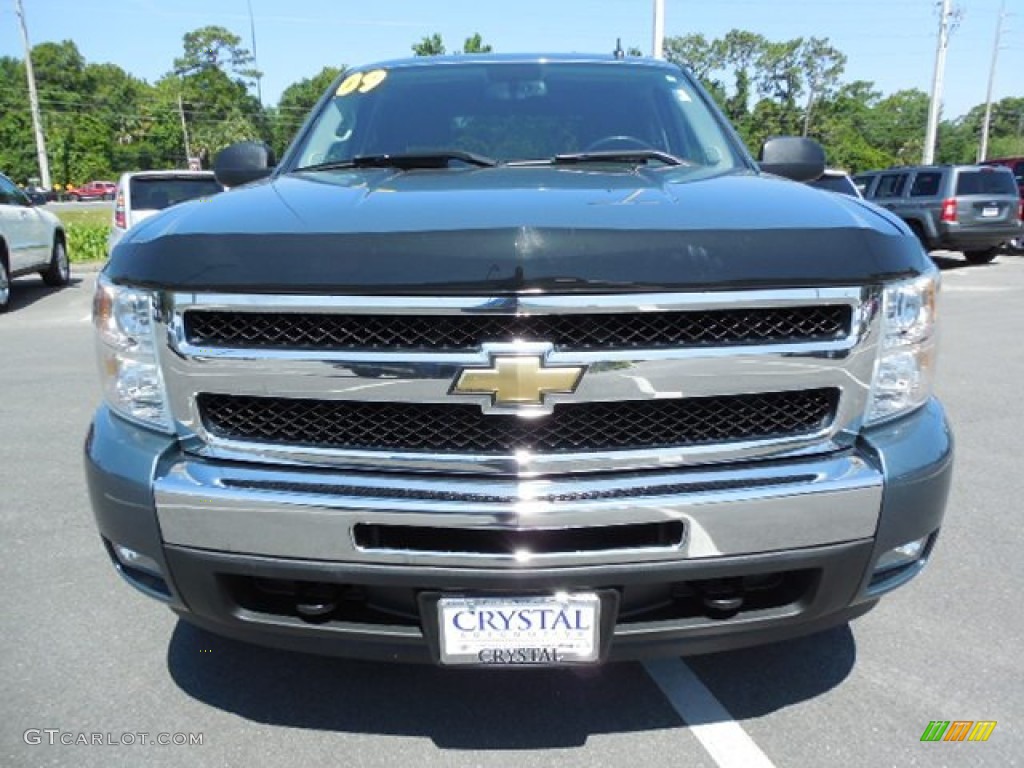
[1,254,1022,767]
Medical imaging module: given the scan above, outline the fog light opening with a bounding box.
[868,533,936,592]
[874,535,929,574]
[112,543,162,575]
[103,538,171,599]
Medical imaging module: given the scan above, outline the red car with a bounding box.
[66,180,116,201]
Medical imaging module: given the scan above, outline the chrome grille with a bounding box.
[162,288,878,475]
[198,389,839,455]
[184,305,851,351]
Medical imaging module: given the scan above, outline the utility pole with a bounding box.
[177,91,192,164]
[247,0,263,105]
[978,1,1006,162]
[923,0,954,165]
[14,0,51,188]
[652,0,665,58]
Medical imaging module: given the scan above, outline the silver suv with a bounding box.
[856,164,1022,264]
[108,171,224,254]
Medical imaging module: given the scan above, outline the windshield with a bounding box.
[290,61,745,170]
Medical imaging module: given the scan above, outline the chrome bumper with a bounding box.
[154,451,882,568]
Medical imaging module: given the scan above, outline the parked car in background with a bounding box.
[66,180,116,201]
[860,164,1022,263]
[807,169,863,198]
[21,185,52,206]
[108,170,225,253]
[981,156,1024,197]
[982,157,1024,253]
[0,172,69,312]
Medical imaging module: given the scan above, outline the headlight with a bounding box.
[865,270,940,425]
[92,275,173,432]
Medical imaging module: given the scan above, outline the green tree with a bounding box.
[168,26,269,166]
[813,81,890,171]
[412,32,493,56]
[271,65,344,156]
[867,89,930,166]
[85,62,155,173]
[717,30,768,130]
[940,97,1024,163]
[412,33,446,56]
[799,37,846,136]
[173,25,260,82]
[754,39,804,136]
[28,41,125,185]
[0,56,35,183]
[663,33,726,105]
[462,33,492,54]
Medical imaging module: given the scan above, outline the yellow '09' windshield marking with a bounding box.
[336,69,388,97]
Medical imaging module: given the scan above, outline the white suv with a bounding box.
[108,171,224,253]
[0,172,68,312]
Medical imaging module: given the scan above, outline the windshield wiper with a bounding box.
[295,151,498,172]
[547,150,686,167]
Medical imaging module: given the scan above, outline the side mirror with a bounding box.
[758,137,826,183]
[214,141,275,187]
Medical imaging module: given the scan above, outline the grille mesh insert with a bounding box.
[198,389,838,455]
[185,306,851,351]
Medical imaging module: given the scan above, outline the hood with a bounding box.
[107,166,930,293]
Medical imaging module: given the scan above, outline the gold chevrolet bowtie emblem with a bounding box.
[454,356,584,406]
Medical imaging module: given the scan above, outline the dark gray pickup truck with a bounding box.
[86,55,952,666]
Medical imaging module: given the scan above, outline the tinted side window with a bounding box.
[909,172,941,197]
[874,173,908,198]
[1013,162,1024,183]
[956,171,1017,196]
[852,174,874,195]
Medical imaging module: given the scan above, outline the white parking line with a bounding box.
[643,658,775,768]
[941,285,1015,293]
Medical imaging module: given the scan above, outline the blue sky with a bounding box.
[1,0,1020,120]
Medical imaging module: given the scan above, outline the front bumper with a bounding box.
[85,399,953,662]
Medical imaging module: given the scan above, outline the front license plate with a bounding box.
[438,593,601,666]
[982,206,999,218]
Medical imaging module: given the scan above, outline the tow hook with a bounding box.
[700,578,745,619]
